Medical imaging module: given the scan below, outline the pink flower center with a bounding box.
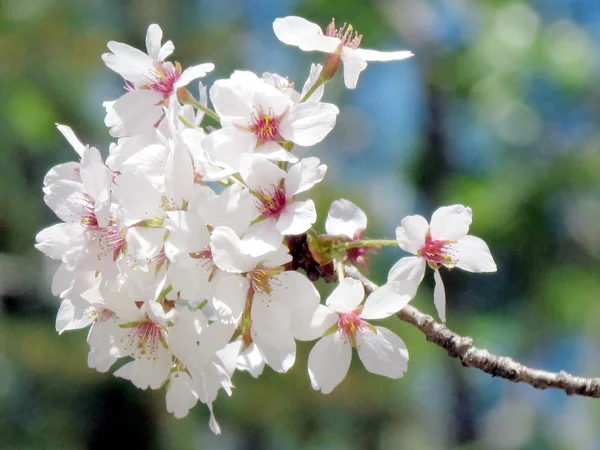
[337,310,366,341]
[418,234,456,268]
[256,185,287,217]
[148,61,181,97]
[250,107,281,143]
[123,319,166,359]
[326,19,363,50]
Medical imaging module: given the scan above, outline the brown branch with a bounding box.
[344,265,600,398]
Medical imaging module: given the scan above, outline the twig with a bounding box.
[344,265,600,398]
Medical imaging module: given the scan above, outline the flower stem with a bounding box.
[191,99,221,124]
[337,239,398,250]
[336,259,345,282]
[300,77,326,103]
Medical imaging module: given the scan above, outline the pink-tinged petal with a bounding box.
[341,47,368,89]
[387,256,426,285]
[291,303,338,341]
[453,235,497,273]
[326,277,364,313]
[56,124,85,157]
[284,157,327,197]
[325,199,367,238]
[279,102,339,146]
[429,205,472,241]
[361,281,416,320]
[433,269,447,322]
[104,90,163,138]
[251,297,296,373]
[212,275,249,324]
[210,226,257,273]
[356,326,408,379]
[308,331,352,394]
[273,16,340,53]
[175,63,215,88]
[354,48,414,62]
[396,215,429,254]
[276,200,316,235]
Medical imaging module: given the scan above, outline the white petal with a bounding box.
[433,269,447,322]
[102,41,154,84]
[175,63,215,88]
[279,102,339,146]
[276,200,316,235]
[453,235,497,273]
[166,372,198,419]
[251,297,296,373]
[325,199,367,238]
[56,124,85,157]
[104,90,163,138]
[387,256,426,285]
[284,157,327,197]
[272,16,340,53]
[307,331,352,394]
[236,343,265,378]
[210,226,256,273]
[212,275,249,324]
[239,154,285,191]
[55,300,94,334]
[361,281,416,320]
[240,219,282,256]
[356,326,408,379]
[267,270,320,311]
[396,215,429,254]
[165,211,210,255]
[300,63,324,102]
[291,304,338,341]
[326,278,364,313]
[341,47,368,89]
[354,48,414,62]
[429,205,472,241]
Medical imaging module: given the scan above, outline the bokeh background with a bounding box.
[2,0,600,448]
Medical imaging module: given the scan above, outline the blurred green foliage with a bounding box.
[2,0,600,448]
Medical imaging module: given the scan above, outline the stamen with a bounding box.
[249,107,281,143]
[256,185,287,217]
[325,18,363,50]
[418,234,456,269]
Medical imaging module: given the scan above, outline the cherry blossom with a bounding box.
[273,16,413,89]
[389,205,497,322]
[304,278,411,394]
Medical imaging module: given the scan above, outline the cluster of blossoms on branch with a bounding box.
[35,17,496,433]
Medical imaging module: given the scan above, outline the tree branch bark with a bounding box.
[344,265,600,398]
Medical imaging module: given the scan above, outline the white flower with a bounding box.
[273,16,413,89]
[390,205,497,322]
[239,155,326,256]
[102,24,214,137]
[304,278,411,394]
[203,71,339,171]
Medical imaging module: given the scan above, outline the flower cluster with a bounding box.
[35,17,495,433]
